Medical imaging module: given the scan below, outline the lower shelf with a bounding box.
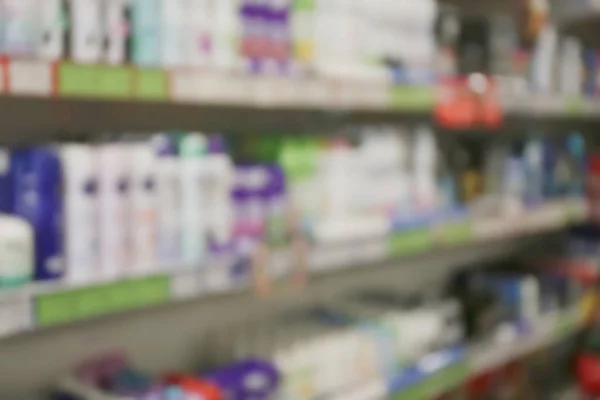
[0,198,587,340]
[327,308,585,400]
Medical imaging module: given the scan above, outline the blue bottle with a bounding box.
[566,132,586,197]
[11,148,64,281]
[131,0,162,66]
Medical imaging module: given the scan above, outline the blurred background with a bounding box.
[2,0,600,399]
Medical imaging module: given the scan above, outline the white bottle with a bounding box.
[187,0,213,67]
[129,142,157,274]
[395,128,411,217]
[61,144,99,284]
[37,0,64,60]
[179,133,207,265]
[413,126,438,212]
[0,214,34,288]
[212,0,240,70]
[161,0,187,67]
[98,143,129,280]
[531,24,557,93]
[204,137,235,251]
[152,134,181,266]
[70,0,103,63]
[3,0,39,57]
[103,0,131,64]
[559,37,583,96]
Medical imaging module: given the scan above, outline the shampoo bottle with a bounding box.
[566,132,586,196]
[69,0,103,63]
[0,214,34,287]
[153,134,181,265]
[103,0,132,65]
[61,144,98,283]
[129,142,157,273]
[292,0,315,71]
[131,0,161,66]
[3,0,38,57]
[413,126,438,213]
[205,136,235,254]
[13,148,65,282]
[187,0,213,67]
[37,0,65,60]
[523,138,544,205]
[180,133,208,265]
[161,0,187,67]
[98,143,130,280]
[213,0,241,70]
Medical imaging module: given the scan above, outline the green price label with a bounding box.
[75,287,107,318]
[392,362,470,400]
[135,277,170,306]
[389,229,434,256]
[564,203,586,225]
[36,277,171,327]
[438,221,473,245]
[389,86,435,111]
[135,69,168,100]
[555,312,579,339]
[565,97,584,115]
[58,63,134,99]
[36,292,75,327]
[95,66,133,98]
[58,63,98,97]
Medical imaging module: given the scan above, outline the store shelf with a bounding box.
[553,0,600,26]
[327,307,585,400]
[1,59,600,139]
[0,59,436,140]
[500,93,600,119]
[0,198,586,341]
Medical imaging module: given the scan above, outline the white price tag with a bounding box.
[367,84,390,109]
[358,239,388,263]
[329,245,350,269]
[226,75,250,104]
[309,247,327,271]
[0,63,5,93]
[252,77,278,106]
[196,71,221,102]
[269,250,291,278]
[204,267,231,294]
[334,82,353,108]
[0,295,32,339]
[9,60,53,96]
[170,71,201,102]
[170,271,200,300]
[277,79,299,106]
[525,204,565,232]
[306,80,329,107]
[473,217,511,241]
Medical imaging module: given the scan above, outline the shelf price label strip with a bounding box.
[35,277,170,327]
[1,59,600,120]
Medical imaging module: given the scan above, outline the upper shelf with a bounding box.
[439,0,516,16]
[0,58,599,140]
[553,0,600,25]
